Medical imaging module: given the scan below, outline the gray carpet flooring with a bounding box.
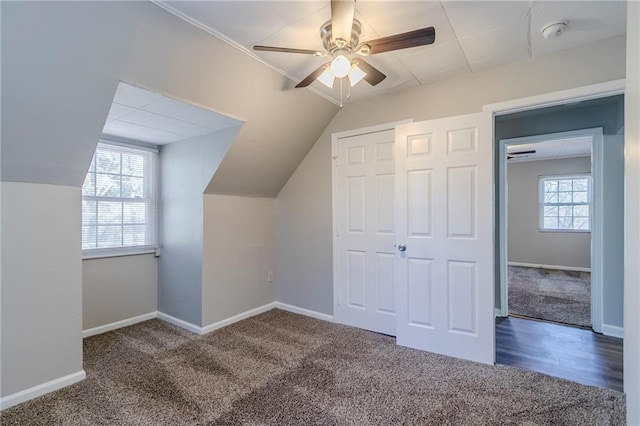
[509,266,591,327]
[1,309,624,425]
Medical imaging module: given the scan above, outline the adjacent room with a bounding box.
[2,1,639,425]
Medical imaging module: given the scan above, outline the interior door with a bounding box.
[336,129,396,336]
[395,113,494,364]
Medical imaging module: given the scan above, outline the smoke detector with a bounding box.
[541,20,568,39]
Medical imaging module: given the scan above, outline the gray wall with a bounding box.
[624,1,640,420]
[1,182,83,397]
[275,35,626,316]
[507,157,592,269]
[202,195,276,325]
[602,135,624,328]
[82,254,158,330]
[159,127,241,326]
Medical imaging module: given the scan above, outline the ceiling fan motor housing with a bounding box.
[321,19,362,55]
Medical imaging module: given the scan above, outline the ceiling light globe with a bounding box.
[331,55,351,78]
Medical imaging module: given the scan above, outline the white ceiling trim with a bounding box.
[151,0,341,107]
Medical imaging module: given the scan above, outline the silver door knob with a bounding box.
[397,244,407,252]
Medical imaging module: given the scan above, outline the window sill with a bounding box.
[82,246,159,260]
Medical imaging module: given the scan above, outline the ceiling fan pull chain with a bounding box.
[340,77,344,109]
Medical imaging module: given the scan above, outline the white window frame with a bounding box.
[538,173,592,233]
[82,140,159,259]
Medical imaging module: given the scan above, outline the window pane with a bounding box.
[123,225,146,246]
[558,216,573,229]
[122,176,144,198]
[82,172,95,196]
[558,192,572,203]
[123,202,146,224]
[122,153,145,177]
[574,217,589,230]
[82,226,96,249]
[98,201,122,225]
[573,179,588,191]
[558,180,572,192]
[96,149,121,173]
[82,200,96,225]
[573,191,588,203]
[97,226,122,248]
[558,206,572,217]
[544,192,558,203]
[83,143,156,251]
[96,173,121,197]
[544,206,558,217]
[544,217,558,229]
[574,205,589,217]
[544,180,558,192]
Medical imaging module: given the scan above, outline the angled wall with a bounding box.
[159,126,241,326]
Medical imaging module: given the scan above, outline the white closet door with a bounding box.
[336,129,396,336]
[394,113,494,364]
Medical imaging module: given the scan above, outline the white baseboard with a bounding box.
[602,324,624,338]
[274,302,334,322]
[157,311,202,334]
[83,312,158,338]
[0,370,86,411]
[495,308,507,318]
[200,302,277,334]
[508,262,591,273]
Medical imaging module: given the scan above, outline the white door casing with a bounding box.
[334,128,398,335]
[395,113,495,364]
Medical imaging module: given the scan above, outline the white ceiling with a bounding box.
[103,82,242,145]
[507,136,592,162]
[154,0,626,105]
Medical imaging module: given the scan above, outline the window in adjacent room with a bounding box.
[539,174,591,232]
[82,141,158,255]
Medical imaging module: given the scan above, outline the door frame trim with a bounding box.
[497,128,604,333]
[483,79,625,323]
[331,119,412,324]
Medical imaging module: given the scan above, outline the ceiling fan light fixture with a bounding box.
[330,54,351,78]
[317,67,336,88]
[348,64,367,87]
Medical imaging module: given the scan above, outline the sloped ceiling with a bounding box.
[121,2,339,197]
[1,1,338,197]
[0,2,139,187]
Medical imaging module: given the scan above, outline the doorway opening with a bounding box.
[493,93,625,391]
[502,129,596,329]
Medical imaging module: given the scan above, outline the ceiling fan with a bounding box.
[507,150,536,160]
[253,0,436,90]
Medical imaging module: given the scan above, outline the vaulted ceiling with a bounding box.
[155,1,627,105]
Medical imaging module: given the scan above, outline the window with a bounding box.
[539,175,591,231]
[82,142,157,254]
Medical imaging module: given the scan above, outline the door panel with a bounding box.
[395,113,494,364]
[336,129,397,336]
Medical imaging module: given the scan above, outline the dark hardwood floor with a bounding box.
[496,316,623,392]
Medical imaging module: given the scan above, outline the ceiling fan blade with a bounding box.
[355,59,386,86]
[361,27,435,55]
[331,0,355,44]
[295,64,328,88]
[254,45,325,56]
[508,150,537,155]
